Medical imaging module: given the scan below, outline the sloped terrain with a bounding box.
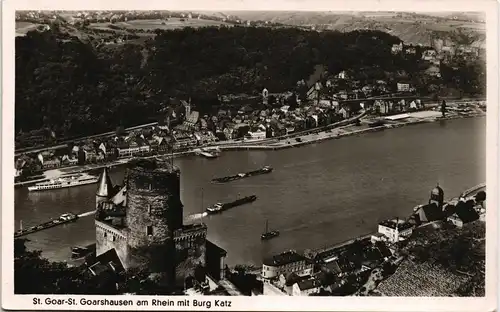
[213,11,485,46]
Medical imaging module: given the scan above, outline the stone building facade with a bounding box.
[94,158,222,290]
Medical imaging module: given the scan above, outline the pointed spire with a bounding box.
[96,167,114,197]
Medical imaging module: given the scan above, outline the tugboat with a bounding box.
[206,195,257,214]
[261,220,280,241]
[211,166,273,184]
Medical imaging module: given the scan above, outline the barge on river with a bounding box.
[211,166,273,184]
[206,195,257,214]
[15,213,79,238]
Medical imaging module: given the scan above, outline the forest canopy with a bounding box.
[15,26,485,138]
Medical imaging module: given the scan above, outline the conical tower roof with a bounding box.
[96,167,114,197]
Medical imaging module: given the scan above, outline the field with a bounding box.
[206,11,485,46]
[89,18,232,32]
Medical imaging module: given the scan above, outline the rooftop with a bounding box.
[297,278,322,291]
[263,250,307,267]
[127,158,179,173]
[415,203,445,222]
[206,240,227,257]
[379,219,414,231]
[174,223,208,237]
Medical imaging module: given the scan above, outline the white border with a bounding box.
[2,0,498,311]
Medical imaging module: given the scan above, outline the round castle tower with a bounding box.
[125,158,183,274]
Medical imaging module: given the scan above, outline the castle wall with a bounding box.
[174,224,207,287]
[206,240,227,281]
[95,220,129,268]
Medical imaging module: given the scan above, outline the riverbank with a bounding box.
[214,110,485,152]
[15,108,485,188]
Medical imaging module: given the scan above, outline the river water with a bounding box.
[15,117,486,266]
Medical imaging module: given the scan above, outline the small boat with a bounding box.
[71,246,90,259]
[206,195,257,214]
[196,148,218,159]
[261,220,280,241]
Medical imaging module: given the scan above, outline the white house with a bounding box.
[421,49,437,61]
[377,219,414,243]
[336,70,348,79]
[117,145,150,158]
[391,42,403,54]
[245,130,266,141]
[262,250,314,280]
[397,83,411,92]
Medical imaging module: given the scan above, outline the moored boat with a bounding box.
[28,173,99,192]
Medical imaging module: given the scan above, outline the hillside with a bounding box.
[202,11,486,46]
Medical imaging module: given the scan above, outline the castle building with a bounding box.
[261,250,313,281]
[95,158,225,291]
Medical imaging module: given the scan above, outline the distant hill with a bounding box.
[198,11,485,47]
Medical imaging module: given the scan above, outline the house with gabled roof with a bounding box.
[292,277,322,296]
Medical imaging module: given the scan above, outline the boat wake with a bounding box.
[185,212,208,221]
[78,211,96,218]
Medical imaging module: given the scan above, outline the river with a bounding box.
[14,117,486,266]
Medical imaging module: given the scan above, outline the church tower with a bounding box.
[96,167,114,210]
[184,99,191,120]
[429,183,444,210]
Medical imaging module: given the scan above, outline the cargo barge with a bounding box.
[15,213,79,238]
[206,195,257,214]
[211,166,273,184]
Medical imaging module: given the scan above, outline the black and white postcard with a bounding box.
[2,0,498,311]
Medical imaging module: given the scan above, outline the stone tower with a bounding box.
[429,184,445,210]
[184,99,191,120]
[96,167,114,210]
[125,158,184,278]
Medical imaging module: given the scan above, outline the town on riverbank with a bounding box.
[14,156,486,296]
[13,9,488,300]
[15,100,486,188]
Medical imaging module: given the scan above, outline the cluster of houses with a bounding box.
[260,184,487,296]
[392,39,483,61]
[16,78,427,174]
[261,238,393,296]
